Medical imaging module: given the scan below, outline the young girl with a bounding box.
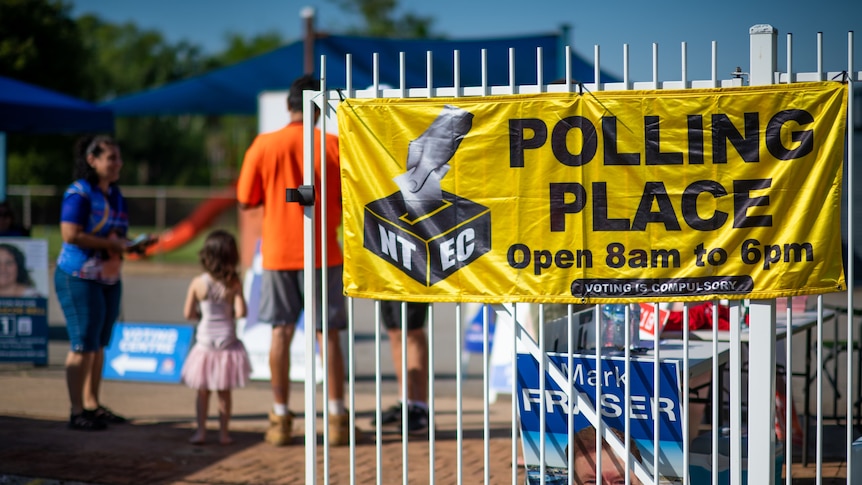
[180,230,252,445]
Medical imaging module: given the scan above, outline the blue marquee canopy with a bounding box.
[0,75,114,133]
[103,32,620,116]
[0,75,115,201]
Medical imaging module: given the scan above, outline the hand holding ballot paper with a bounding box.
[393,105,474,216]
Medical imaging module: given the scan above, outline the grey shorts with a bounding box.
[258,266,346,331]
[380,301,429,331]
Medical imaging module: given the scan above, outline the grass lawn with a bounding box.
[31,224,234,266]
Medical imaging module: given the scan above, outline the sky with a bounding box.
[68,0,860,83]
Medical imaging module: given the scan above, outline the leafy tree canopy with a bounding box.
[0,0,89,97]
[76,14,213,100]
[328,0,437,38]
[1,0,433,188]
[0,0,272,187]
[218,31,284,65]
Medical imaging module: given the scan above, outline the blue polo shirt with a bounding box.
[56,179,128,282]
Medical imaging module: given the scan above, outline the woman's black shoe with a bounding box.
[93,405,127,424]
[69,410,107,431]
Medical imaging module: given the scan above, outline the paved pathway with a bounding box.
[4,261,527,484]
[0,366,524,485]
[0,261,854,484]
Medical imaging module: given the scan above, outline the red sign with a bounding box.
[638,303,670,338]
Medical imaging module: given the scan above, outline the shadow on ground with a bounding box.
[0,415,260,485]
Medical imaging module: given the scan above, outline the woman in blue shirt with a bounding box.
[55,134,152,431]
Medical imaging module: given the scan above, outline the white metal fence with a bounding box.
[301,24,859,484]
[6,185,236,230]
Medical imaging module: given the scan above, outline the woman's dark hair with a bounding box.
[73,134,118,186]
[0,243,33,286]
[199,230,240,287]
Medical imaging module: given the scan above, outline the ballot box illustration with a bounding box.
[363,191,490,286]
[363,104,490,286]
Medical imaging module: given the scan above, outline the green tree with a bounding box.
[91,28,286,187]
[76,14,213,99]
[199,31,286,187]
[218,31,284,65]
[328,0,437,38]
[0,2,219,188]
[0,0,89,96]
[1,0,91,190]
[76,14,216,186]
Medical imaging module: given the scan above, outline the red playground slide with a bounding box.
[131,185,237,258]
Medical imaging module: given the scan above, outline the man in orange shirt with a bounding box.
[237,75,352,446]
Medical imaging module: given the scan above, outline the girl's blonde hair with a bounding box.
[199,230,240,286]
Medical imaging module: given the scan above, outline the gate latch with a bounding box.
[285,185,315,206]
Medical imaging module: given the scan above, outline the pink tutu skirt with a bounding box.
[181,340,252,390]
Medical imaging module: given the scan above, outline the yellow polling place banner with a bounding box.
[338,81,847,304]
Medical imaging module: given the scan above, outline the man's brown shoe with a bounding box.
[328,413,362,446]
[264,411,292,446]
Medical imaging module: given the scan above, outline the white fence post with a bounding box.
[749,24,778,85]
[302,86,319,485]
[155,186,166,232]
[747,23,779,485]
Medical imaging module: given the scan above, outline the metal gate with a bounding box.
[299,24,859,484]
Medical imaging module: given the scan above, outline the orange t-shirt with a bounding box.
[236,122,343,270]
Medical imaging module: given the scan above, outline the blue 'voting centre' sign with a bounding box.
[103,322,194,383]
